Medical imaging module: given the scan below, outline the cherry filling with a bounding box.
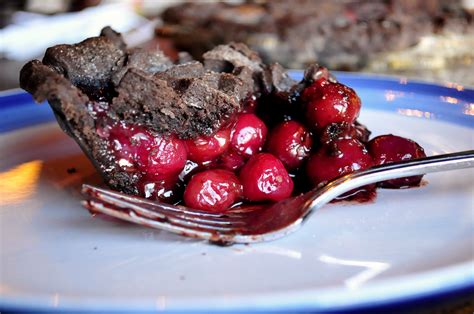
[239,153,293,202]
[266,120,312,170]
[306,138,373,187]
[185,127,231,163]
[98,121,187,202]
[107,122,154,171]
[230,113,268,158]
[146,135,187,179]
[368,134,426,188]
[217,150,246,171]
[302,81,361,130]
[93,77,427,212]
[183,169,242,212]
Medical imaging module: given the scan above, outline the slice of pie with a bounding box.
[20,27,424,212]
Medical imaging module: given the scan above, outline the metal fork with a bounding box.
[82,150,474,244]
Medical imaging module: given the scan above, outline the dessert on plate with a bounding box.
[157,0,474,84]
[20,27,425,213]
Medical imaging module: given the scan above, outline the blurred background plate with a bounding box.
[0,73,473,312]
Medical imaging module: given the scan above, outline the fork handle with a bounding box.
[307,150,474,210]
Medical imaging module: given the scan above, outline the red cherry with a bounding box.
[185,128,231,163]
[239,153,294,202]
[107,122,154,171]
[266,120,313,170]
[230,113,268,158]
[368,134,426,188]
[183,169,243,212]
[107,122,187,179]
[218,150,246,171]
[302,82,361,130]
[319,122,371,145]
[146,135,187,180]
[301,78,330,101]
[306,138,372,187]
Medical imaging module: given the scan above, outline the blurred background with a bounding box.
[1,0,473,91]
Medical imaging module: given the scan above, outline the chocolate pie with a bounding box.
[20,28,425,212]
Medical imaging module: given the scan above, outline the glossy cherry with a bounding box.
[146,135,188,180]
[319,122,371,144]
[266,120,313,170]
[183,169,243,212]
[107,122,187,179]
[301,71,330,99]
[185,127,231,163]
[368,134,426,188]
[218,150,246,171]
[239,153,294,202]
[302,82,361,130]
[230,113,268,158]
[107,122,154,171]
[306,138,372,187]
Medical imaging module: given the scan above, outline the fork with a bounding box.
[82,150,474,245]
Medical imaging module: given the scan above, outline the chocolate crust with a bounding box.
[20,59,139,193]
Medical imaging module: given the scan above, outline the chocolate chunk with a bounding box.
[112,48,173,86]
[158,62,206,83]
[203,42,263,73]
[112,68,185,133]
[261,63,297,94]
[112,67,240,138]
[177,51,194,64]
[232,66,258,98]
[100,26,126,50]
[42,36,126,92]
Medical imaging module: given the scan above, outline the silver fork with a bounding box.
[82,150,474,245]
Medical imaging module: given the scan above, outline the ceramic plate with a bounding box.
[1,73,473,312]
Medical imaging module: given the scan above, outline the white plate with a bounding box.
[0,73,473,312]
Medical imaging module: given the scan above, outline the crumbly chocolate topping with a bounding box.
[20,28,263,138]
[42,35,126,92]
[203,42,264,73]
[111,47,173,86]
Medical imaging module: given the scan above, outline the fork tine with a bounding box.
[87,194,238,232]
[83,199,239,240]
[82,187,249,233]
[82,185,247,228]
[84,198,299,244]
[82,184,246,222]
